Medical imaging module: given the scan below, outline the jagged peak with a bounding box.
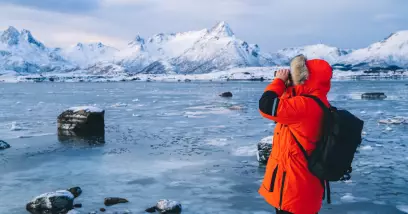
[4,26,19,35]
[209,21,234,37]
[1,26,20,45]
[20,29,44,48]
[133,35,145,44]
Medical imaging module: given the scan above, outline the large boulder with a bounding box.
[257,136,273,164]
[146,199,182,214]
[0,140,10,150]
[361,92,387,100]
[57,106,105,137]
[26,190,75,214]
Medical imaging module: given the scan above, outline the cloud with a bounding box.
[0,0,100,13]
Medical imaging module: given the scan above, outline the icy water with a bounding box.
[1,80,408,214]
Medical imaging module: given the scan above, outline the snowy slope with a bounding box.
[144,29,208,59]
[0,26,75,74]
[275,44,351,65]
[163,22,272,74]
[340,31,408,68]
[60,42,119,67]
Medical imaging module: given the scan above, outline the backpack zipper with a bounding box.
[279,171,287,210]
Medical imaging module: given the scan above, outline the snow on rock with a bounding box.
[58,107,105,137]
[257,136,273,164]
[0,140,10,150]
[146,199,182,214]
[67,106,104,113]
[26,190,74,214]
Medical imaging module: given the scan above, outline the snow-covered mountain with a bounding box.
[60,42,118,66]
[1,22,408,78]
[339,31,408,69]
[142,22,274,74]
[0,26,75,74]
[276,44,351,65]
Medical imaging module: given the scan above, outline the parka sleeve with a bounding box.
[259,78,307,125]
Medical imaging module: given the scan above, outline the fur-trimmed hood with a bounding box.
[289,54,333,96]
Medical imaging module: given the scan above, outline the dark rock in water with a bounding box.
[243,72,251,75]
[146,199,182,214]
[73,203,82,208]
[0,140,10,150]
[67,187,82,198]
[26,190,74,214]
[57,106,105,139]
[100,208,106,212]
[257,136,273,164]
[145,206,156,213]
[219,92,233,98]
[104,197,129,206]
[184,79,192,82]
[361,92,387,100]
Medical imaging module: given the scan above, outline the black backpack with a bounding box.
[291,95,364,204]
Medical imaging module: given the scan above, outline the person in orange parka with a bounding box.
[258,54,333,214]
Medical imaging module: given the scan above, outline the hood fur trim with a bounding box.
[290,54,309,85]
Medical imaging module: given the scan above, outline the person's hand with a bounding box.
[275,69,290,82]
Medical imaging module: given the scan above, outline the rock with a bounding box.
[156,199,182,214]
[361,92,387,100]
[26,190,74,214]
[57,106,105,138]
[100,208,106,212]
[0,140,10,150]
[73,203,82,208]
[219,92,233,98]
[67,187,82,198]
[378,117,406,124]
[257,136,273,164]
[104,197,129,206]
[184,79,191,82]
[146,199,182,214]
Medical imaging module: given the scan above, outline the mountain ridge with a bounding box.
[1,22,408,76]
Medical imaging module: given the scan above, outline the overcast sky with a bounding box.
[0,0,406,52]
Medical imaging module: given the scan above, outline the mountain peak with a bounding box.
[209,21,234,37]
[128,35,146,51]
[20,29,44,48]
[1,26,20,45]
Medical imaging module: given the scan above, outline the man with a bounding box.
[258,54,333,214]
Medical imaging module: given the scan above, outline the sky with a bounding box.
[0,0,407,52]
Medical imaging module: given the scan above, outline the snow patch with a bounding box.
[68,106,104,113]
[397,205,408,213]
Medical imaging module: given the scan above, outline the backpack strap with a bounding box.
[301,94,330,113]
[289,131,308,161]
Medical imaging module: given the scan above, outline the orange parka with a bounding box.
[258,57,333,214]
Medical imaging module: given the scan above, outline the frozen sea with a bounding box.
[1,80,408,214]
